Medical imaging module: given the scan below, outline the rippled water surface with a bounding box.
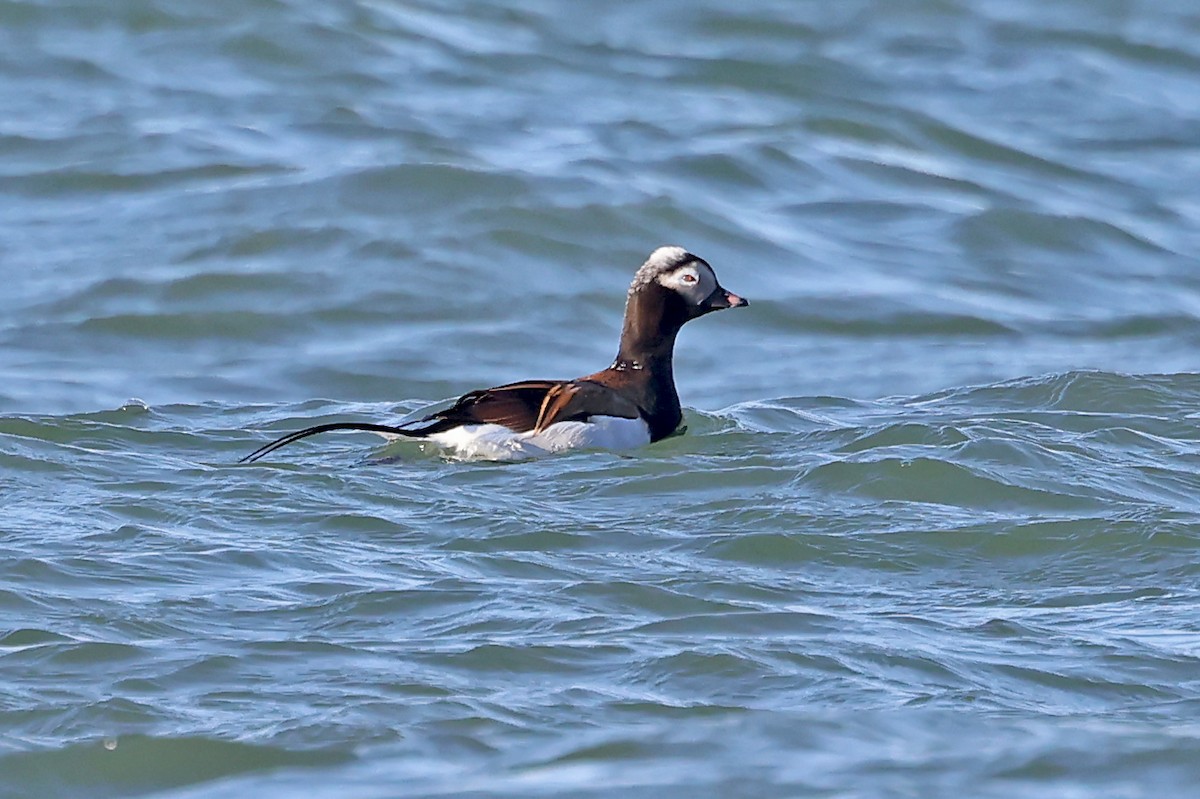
[4,0,1200,796]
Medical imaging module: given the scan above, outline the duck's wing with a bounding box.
[533,380,642,432]
[421,378,641,435]
[414,380,566,434]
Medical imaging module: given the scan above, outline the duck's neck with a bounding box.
[609,287,686,439]
[613,285,685,369]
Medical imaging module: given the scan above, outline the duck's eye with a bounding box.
[681,274,697,284]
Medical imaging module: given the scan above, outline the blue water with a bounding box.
[3,1,1200,796]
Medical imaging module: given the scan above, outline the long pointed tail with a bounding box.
[239,422,427,464]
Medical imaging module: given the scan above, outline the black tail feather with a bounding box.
[238,422,428,464]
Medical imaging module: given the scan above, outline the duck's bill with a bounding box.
[704,286,749,310]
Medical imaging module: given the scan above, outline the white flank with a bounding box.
[426,416,651,461]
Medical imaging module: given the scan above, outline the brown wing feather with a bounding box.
[423,380,563,433]
[415,378,641,436]
[533,380,641,432]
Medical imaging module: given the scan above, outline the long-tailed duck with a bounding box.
[240,246,748,462]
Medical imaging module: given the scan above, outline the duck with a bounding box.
[239,246,748,463]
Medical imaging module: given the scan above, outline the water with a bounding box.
[3,0,1200,796]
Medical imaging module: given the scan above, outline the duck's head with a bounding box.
[629,246,748,321]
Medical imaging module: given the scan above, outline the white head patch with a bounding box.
[628,245,716,305]
[655,259,716,305]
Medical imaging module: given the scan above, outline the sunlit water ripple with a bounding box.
[3,0,1200,796]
